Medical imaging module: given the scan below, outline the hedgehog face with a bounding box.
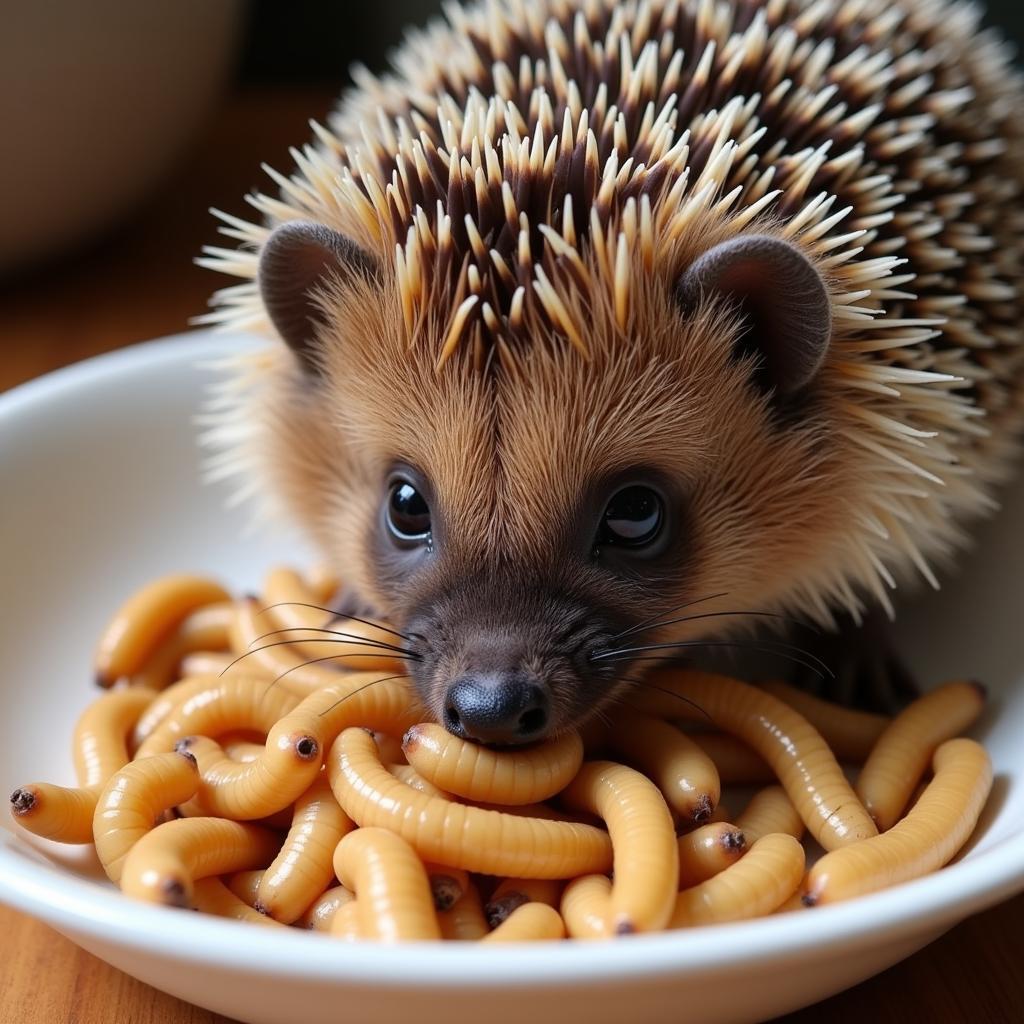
[253,221,847,744]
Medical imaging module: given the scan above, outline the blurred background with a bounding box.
[2,0,1023,391]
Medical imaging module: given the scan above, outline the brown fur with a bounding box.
[202,0,1024,726]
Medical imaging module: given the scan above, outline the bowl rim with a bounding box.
[1,331,1023,987]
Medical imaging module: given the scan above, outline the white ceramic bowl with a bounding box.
[1,332,1022,1024]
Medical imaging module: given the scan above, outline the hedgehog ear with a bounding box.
[675,234,832,398]
[258,220,381,376]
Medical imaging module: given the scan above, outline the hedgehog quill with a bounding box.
[199,0,1024,744]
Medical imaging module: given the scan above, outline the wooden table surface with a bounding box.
[1,86,1021,1024]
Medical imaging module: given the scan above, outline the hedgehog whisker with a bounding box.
[259,601,421,643]
[605,593,730,644]
[246,625,416,658]
[594,640,832,679]
[220,639,421,679]
[594,632,833,677]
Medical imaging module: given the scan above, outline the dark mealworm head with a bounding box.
[294,735,320,760]
[9,788,37,814]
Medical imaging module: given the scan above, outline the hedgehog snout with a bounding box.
[442,669,551,747]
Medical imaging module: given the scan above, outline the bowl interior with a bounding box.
[1,332,1022,1024]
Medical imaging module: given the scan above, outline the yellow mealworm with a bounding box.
[296,884,355,931]
[438,882,490,940]
[329,728,613,878]
[759,681,890,762]
[676,822,747,889]
[606,711,720,827]
[481,902,565,942]
[226,869,264,908]
[134,674,301,757]
[561,761,678,934]
[386,763,451,798]
[191,878,282,926]
[333,827,441,941]
[670,833,806,927]
[649,670,877,850]
[256,772,355,922]
[805,738,992,906]
[120,817,281,907]
[174,731,324,822]
[856,681,986,830]
[560,875,612,940]
[424,864,471,912]
[95,574,230,686]
[402,723,584,805]
[689,733,775,784]
[222,737,266,763]
[9,687,156,843]
[178,651,236,679]
[93,750,200,882]
[330,899,363,941]
[228,598,346,695]
[128,602,234,691]
[484,878,564,928]
[735,786,805,844]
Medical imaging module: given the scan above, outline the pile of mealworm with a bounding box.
[8,568,993,940]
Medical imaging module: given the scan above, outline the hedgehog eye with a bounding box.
[386,480,432,542]
[598,486,664,548]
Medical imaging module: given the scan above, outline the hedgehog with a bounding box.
[199,0,1024,745]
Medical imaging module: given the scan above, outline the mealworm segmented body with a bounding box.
[856,681,986,831]
[95,575,230,687]
[561,760,678,934]
[333,827,441,941]
[646,671,877,850]
[329,728,613,878]
[805,738,993,906]
[402,722,584,805]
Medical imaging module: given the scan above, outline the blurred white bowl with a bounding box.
[0,332,1022,1024]
[0,1,243,274]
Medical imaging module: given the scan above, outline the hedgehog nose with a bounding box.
[442,672,551,746]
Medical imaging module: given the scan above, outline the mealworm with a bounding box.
[120,817,281,907]
[128,602,233,691]
[191,878,282,926]
[560,875,612,940]
[670,833,805,927]
[677,822,747,889]
[735,786,805,844]
[134,674,301,757]
[328,728,613,878]
[481,902,565,941]
[95,574,230,686]
[402,723,584,805]
[329,899,363,941]
[438,882,490,940]
[606,711,720,827]
[296,884,355,931]
[648,671,877,850]
[561,761,678,934]
[174,732,323,822]
[333,827,441,941]
[256,771,355,922]
[856,681,986,830]
[688,733,775,784]
[484,878,564,928]
[93,750,201,882]
[759,681,890,762]
[805,738,992,906]
[9,687,156,843]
